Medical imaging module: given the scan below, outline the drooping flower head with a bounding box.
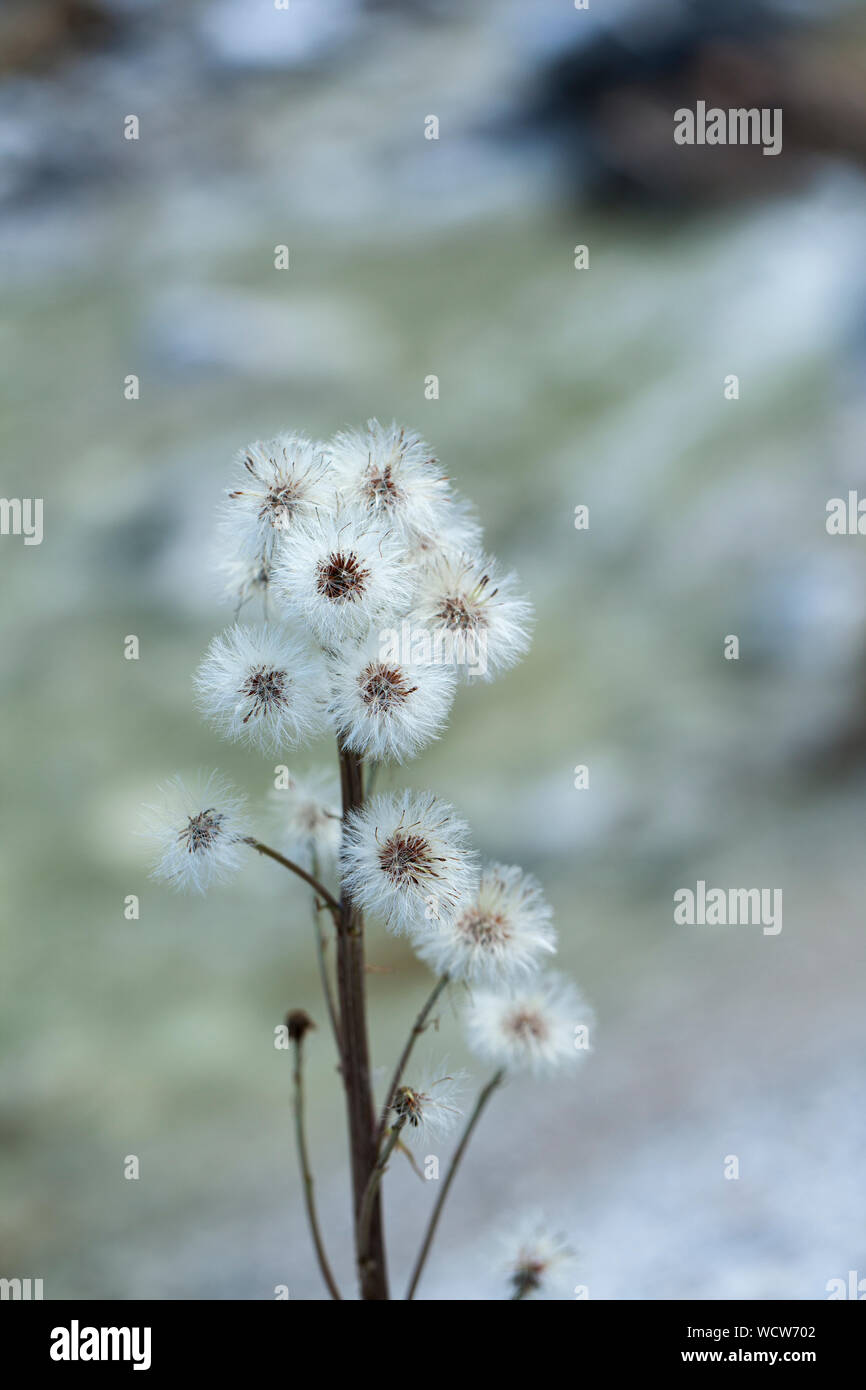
[415,862,557,983]
[391,1066,466,1145]
[339,790,478,934]
[268,768,342,871]
[194,625,329,754]
[222,433,333,567]
[327,637,456,764]
[411,550,533,681]
[500,1214,579,1301]
[465,972,593,1076]
[328,419,453,543]
[142,772,252,894]
[273,509,408,646]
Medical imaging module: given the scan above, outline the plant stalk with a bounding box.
[335,742,389,1300]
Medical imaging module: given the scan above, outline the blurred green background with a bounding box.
[2,0,866,1299]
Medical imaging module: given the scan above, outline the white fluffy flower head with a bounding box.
[391,1066,466,1145]
[465,972,593,1076]
[339,790,478,934]
[273,509,408,646]
[269,768,342,871]
[194,625,329,754]
[142,773,252,894]
[500,1214,578,1301]
[327,637,456,764]
[222,433,333,565]
[328,419,452,542]
[415,862,557,983]
[411,550,532,681]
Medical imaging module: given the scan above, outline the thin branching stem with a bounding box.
[405,1068,506,1301]
[356,1117,406,1264]
[309,848,342,1058]
[246,838,342,922]
[290,1031,342,1301]
[375,974,450,1150]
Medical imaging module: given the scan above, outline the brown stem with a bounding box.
[290,1031,342,1301]
[310,849,343,1059]
[335,742,389,1300]
[375,974,450,1151]
[356,1118,405,1263]
[405,1069,505,1301]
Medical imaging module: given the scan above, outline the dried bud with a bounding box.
[286,1009,315,1043]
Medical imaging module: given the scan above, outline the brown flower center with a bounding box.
[436,595,483,632]
[179,808,224,855]
[239,666,288,722]
[358,662,417,712]
[378,831,437,888]
[458,909,509,947]
[508,1009,548,1043]
[316,550,370,603]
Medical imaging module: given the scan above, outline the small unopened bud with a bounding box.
[286,1009,315,1043]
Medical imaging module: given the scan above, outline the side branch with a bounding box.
[405,1068,505,1301]
[375,974,450,1150]
[289,1018,342,1301]
[246,838,342,922]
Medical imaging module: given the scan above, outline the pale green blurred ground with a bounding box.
[2,0,866,1299]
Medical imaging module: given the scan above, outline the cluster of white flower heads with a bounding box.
[143,420,590,1296]
[209,419,534,763]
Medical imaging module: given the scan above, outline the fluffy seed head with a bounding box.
[465,972,593,1076]
[327,638,456,763]
[141,772,252,894]
[415,862,557,982]
[268,768,342,871]
[273,510,409,646]
[194,625,329,754]
[500,1215,579,1301]
[339,790,478,934]
[328,419,453,541]
[411,550,532,681]
[222,433,333,567]
[392,1067,466,1144]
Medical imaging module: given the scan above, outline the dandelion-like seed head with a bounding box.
[194,624,329,754]
[222,433,333,566]
[412,551,533,681]
[339,790,478,934]
[141,773,252,894]
[268,769,341,871]
[274,510,409,645]
[391,1067,466,1144]
[465,972,593,1076]
[328,419,453,541]
[415,863,557,982]
[501,1216,578,1301]
[328,641,456,764]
